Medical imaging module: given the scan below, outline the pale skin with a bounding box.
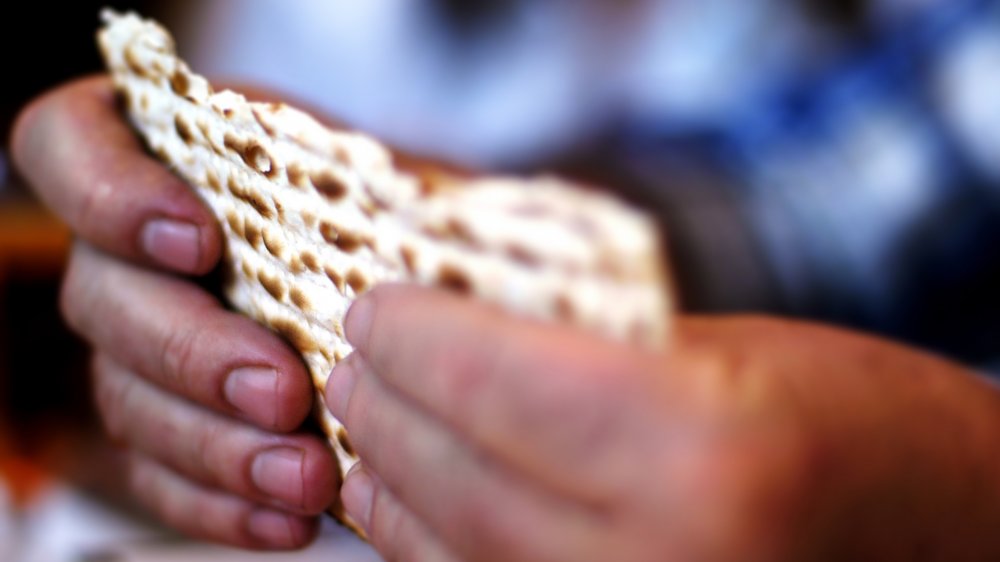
[12,76,1000,560]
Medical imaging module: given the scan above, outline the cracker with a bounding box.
[97,9,672,536]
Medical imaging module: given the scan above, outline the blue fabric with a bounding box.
[611,0,1000,367]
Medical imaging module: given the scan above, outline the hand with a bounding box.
[326,285,1000,562]
[11,76,337,549]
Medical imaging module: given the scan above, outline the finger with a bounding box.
[328,354,606,562]
[94,353,338,515]
[341,464,463,562]
[63,242,312,431]
[128,453,318,550]
[10,75,221,274]
[341,285,659,500]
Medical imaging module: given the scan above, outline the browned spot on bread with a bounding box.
[416,171,459,197]
[346,269,370,294]
[287,163,308,188]
[333,321,345,339]
[117,88,133,111]
[124,47,150,78]
[320,347,335,364]
[334,231,365,253]
[417,176,436,197]
[223,132,245,154]
[446,217,476,245]
[336,427,356,457]
[325,265,346,294]
[333,146,351,166]
[367,189,392,211]
[244,220,262,248]
[319,221,338,245]
[196,120,212,141]
[205,170,222,193]
[262,227,285,258]
[334,350,345,363]
[223,108,234,119]
[421,224,447,241]
[301,211,317,229]
[241,260,254,279]
[174,114,194,144]
[554,295,576,322]
[319,222,368,253]
[242,142,277,178]
[272,317,318,353]
[506,244,540,268]
[226,175,242,196]
[359,200,378,218]
[290,287,311,311]
[310,170,348,200]
[139,94,149,111]
[150,59,166,76]
[153,146,169,162]
[289,255,305,274]
[225,211,244,238]
[227,175,275,219]
[252,107,277,136]
[169,68,189,96]
[400,245,418,275]
[273,198,285,220]
[258,270,287,301]
[249,191,275,219]
[437,264,472,294]
[301,251,321,272]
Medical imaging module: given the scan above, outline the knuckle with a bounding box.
[58,251,91,336]
[129,456,171,521]
[368,487,406,558]
[75,175,116,236]
[192,419,225,484]
[158,324,201,392]
[92,359,134,443]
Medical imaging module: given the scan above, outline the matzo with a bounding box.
[97,9,672,536]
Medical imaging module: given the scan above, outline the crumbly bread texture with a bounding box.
[98,9,672,535]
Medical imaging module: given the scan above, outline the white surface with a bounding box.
[0,482,15,562]
[2,482,381,562]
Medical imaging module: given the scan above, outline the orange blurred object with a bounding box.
[0,201,71,283]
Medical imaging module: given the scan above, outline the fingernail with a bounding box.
[344,297,374,347]
[141,218,201,272]
[341,463,374,533]
[225,367,279,427]
[252,447,306,508]
[326,357,359,421]
[247,509,301,548]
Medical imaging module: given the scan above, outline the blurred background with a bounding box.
[2,0,1000,559]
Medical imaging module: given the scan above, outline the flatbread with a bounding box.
[97,9,672,536]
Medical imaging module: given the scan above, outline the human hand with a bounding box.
[11,76,338,549]
[327,285,1000,562]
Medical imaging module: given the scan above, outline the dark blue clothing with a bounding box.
[556,0,1000,370]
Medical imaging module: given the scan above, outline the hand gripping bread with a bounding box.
[97,9,672,535]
